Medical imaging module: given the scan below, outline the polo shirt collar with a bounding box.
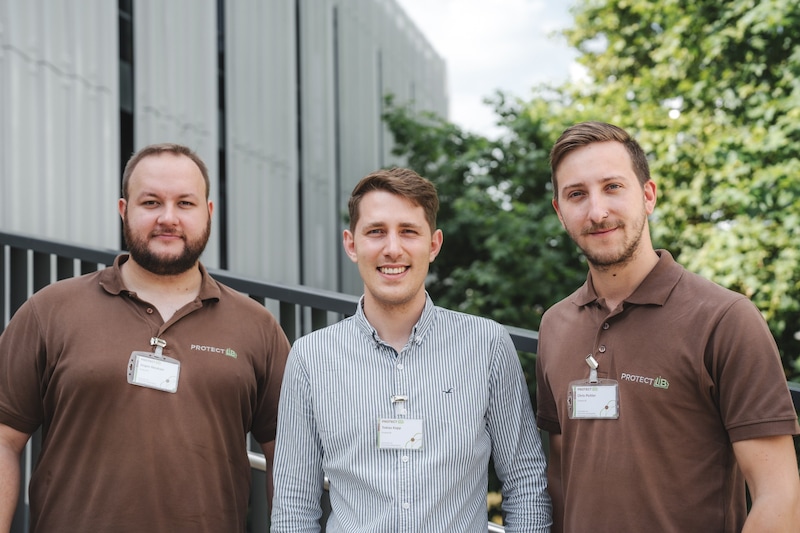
[573,249,683,308]
[99,254,222,302]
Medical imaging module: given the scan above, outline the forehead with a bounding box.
[557,141,636,187]
[356,190,426,225]
[129,153,205,195]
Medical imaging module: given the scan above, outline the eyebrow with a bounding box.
[561,174,628,193]
[135,191,200,201]
[361,221,423,231]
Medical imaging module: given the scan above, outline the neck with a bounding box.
[589,249,660,311]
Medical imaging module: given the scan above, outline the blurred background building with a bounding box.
[0,0,447,295]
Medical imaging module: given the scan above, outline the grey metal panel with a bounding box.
[297,0,342,293]
[133,0,221,268]
[225,0,300,284]
[0,0,120,249]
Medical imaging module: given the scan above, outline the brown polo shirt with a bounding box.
[0,255,290,532]
[536,250,799,532]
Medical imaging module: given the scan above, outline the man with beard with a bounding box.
[0,143,290,533]
[536,121,800,532]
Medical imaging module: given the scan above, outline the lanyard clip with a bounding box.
[150,337,167,358]
[391,395,408,416]
[586,354,599,384]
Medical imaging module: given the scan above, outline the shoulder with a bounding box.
[670,268,757,323]
[434,306,506,335]
[541,286,583,322]
[212,280,280,315]
[676,267,745,302]
[29,270,104,305]
[293,318,358,348]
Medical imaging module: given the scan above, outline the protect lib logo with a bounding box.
[654,376,670,389]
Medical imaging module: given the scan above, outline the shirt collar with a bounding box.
[98,254,221,302]
[354,292,437,347]
[572,249,683,308]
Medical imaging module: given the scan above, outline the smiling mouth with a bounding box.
[379,266,408,275]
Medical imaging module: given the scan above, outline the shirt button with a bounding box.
[396,363,404,370]
[598,345,606,353]
[602,322,610,330]
[402,502,410,510]
[146,308,154,314]
[402,455,409,463]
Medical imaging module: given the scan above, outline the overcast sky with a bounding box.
[395,0,578,138]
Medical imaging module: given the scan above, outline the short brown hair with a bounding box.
[347,167,439,232]
[549,121,650,198]
[121,143,210,200]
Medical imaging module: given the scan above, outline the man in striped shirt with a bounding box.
[271,167,552,532]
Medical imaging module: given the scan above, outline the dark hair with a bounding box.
[121,143,210,200]
[549,121,650,198]
[348,167,438,232]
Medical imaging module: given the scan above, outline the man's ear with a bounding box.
[429,229,444,262]
[552,198,566,228]
[343,229,358,263]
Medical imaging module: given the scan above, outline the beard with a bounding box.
[571,211,647,272]
[123,214,211,276]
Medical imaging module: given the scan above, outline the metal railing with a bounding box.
[2,231,526,532]
[4,230,799,532]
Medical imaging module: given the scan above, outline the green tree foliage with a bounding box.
[384,0,800,382]
[561,0,800,379]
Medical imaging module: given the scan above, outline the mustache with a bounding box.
[582,222,622,236]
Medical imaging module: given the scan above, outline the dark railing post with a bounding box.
[33,251,50,293]
[9,247,29,319]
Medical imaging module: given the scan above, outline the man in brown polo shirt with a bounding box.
[0,143,289,532]
[536,121,800,532]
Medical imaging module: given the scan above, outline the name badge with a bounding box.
[377,418,423,449]
[127,351,180,393]
[568,379,619,419]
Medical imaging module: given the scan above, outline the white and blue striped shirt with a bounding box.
[271,295,552,532]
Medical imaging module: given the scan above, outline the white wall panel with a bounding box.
[0,0,119,248]
[225,0,300,284]
[133,0,220,268]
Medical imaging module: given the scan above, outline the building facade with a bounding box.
[0,0,447,295]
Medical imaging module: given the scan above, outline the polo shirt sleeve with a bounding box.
[249,312,291,444]
[711,298,800,442]
[0,299,46,434]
